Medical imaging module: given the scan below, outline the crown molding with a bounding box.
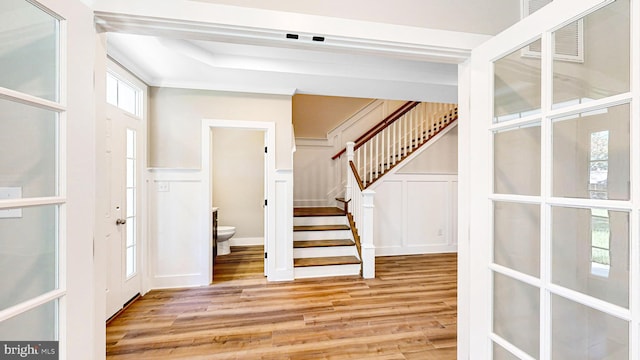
[95,12,475,64]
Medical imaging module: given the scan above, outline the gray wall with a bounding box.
[211,128,264,238]
[149,87,292,169]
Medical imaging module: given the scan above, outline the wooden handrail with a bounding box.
[360,110,458,189]
[349,161,365,191]
[331,101,419,160]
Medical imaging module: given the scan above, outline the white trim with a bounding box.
[0,289,65,323]
[0,87,66,112]
[546,283,631,320]
[547,92,632,119]
[630,0,640,358]
[151,274,207,289]
[273,169,295,281]
[94,10,485,64]
[456,60,471,360]
[490,263,543,288]
[489,194,542,204]
[295,138,334,147]
[0,197,66,209]
[376,246,457,256]
[229,237,264,247]
[491,333,537,360]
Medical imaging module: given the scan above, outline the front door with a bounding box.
[466,0,636,358]
[105,69,144,319]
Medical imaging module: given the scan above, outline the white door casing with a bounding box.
[463,0,638,358]
[202,119,277,282]
[104,62,147,320]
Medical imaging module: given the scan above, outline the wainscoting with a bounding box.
[147,167,295,289]
[147,169,208,288]
[372,174,458,256]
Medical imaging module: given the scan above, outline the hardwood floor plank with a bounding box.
[107,246,457,359]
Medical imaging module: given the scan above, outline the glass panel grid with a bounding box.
[493,38,542,123]
[494,124,541,196]
[0,0,60,102]
[125,129,136,278]
[494,201,541,277]
[552,294,629,359]
[0,99,59,198]
[0,0,65,351]
[552,103,630,201]
[107,71,142,117]
[551,206,629,308]
[552,0,630,109]
[493,272,540,358]
[490,1,635,357]
[0,299,58,341]
[0,205,59,311]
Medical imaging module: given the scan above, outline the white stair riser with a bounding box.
[294,264,361,279]
[294,246,359,258]
[293,230,352,240]
[294,216,348,226]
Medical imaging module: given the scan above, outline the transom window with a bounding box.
[107,71,142,117]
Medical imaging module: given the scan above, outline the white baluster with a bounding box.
[371,134,380,181]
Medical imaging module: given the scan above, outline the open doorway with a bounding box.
[211,127,265,282]
[202,119,276,284]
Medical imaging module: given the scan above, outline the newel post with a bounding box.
[345,142,355,202]
[361,189,375,279]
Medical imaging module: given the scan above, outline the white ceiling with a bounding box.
[192,0,520,36]
[102,0,519,101]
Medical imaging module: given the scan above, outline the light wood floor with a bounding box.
[106,246,457,359]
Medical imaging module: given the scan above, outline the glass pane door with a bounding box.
[0,0,64,348]
[467,0,636,358]
[487,0,633,358]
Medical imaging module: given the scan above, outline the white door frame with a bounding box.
[459,0,637,358]
[201,119,276,283]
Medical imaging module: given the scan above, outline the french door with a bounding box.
[467,0,637,358]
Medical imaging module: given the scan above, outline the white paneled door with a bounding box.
[105,70,144,320]
[467,0,637,358]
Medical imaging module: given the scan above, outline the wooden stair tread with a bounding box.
[294,207,345,217]
[294,224,350,231]
[294,239,355,248]
[294,256,361,267]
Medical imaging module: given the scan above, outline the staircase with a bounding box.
[293,206,361,278]
[347,103,458,188]
[293,101,458,279]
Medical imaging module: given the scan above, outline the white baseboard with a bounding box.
[375,245,458,257]
[152,273,208,289]
[229,237,264,246]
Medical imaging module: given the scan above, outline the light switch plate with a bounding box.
[0,187,22,219]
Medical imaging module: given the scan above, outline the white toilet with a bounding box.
[217,225,236,255]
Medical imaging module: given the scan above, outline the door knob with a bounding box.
[116,218,127,225]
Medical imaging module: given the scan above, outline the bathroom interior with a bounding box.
[210,127,265,280]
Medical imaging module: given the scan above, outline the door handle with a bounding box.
[116,218,127,225]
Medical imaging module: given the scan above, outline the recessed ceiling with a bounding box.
[99,0,517,101]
